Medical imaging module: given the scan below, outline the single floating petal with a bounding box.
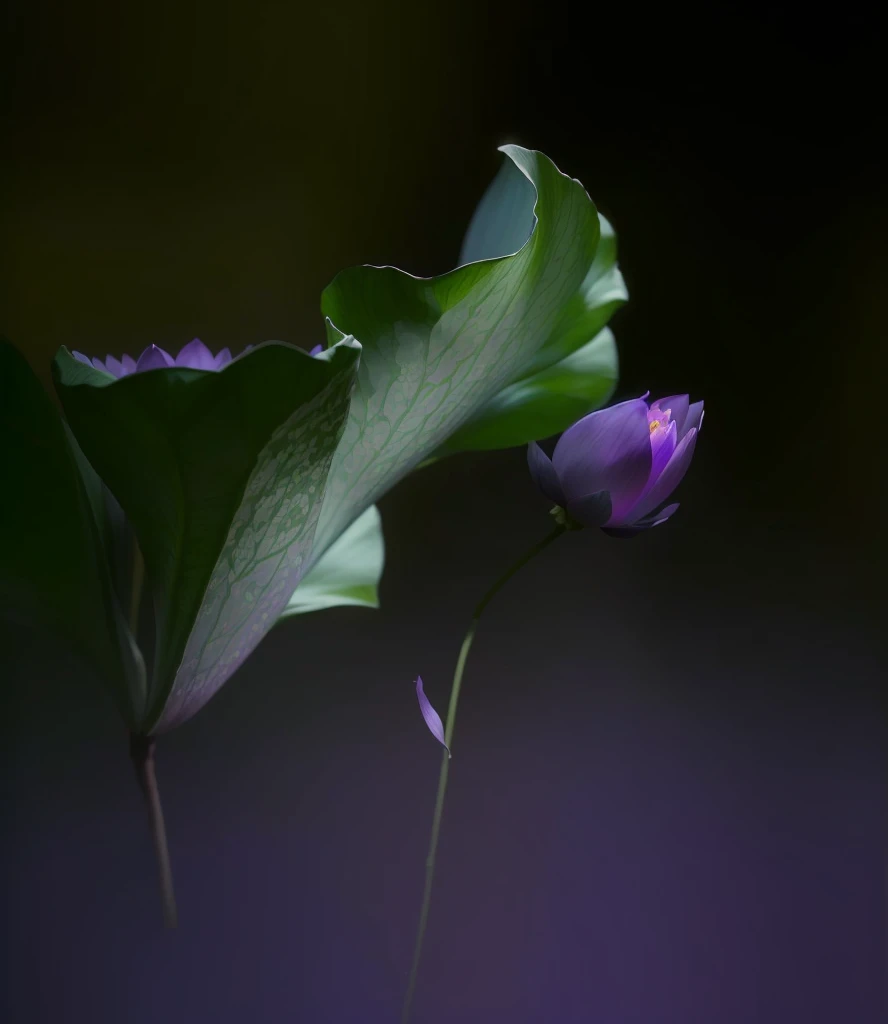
[415,676,450,758]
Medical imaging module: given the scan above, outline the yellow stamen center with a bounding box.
[649,419,661,434]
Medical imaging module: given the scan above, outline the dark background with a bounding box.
[1,2,883,1022]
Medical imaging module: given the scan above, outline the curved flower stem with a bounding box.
[130,734,178,928]
[401,525,565,1023]
[125,539,176,926]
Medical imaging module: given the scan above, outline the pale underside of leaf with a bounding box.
[153,346,360,732]
[279,504,384,617]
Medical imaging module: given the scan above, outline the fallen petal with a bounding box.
[415,676,451,758]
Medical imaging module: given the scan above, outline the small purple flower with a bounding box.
[528,393,703,537]
[72,339,242,378]
[415,676,451,758]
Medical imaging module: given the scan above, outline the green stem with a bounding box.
[400,525,565,1023]
[126,542,176,927]
[130,733,178,928]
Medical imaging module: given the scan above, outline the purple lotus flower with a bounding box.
[73,339,324,378]
[72,339,237,377]
[528,393,703,537]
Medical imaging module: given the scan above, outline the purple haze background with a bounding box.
[2,1,883,1022]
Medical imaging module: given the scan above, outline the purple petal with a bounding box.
[120,354,137,375]
[650,394,689,434]
[213,347,232,370]
[527,442,565,506]
[72,351,93,367]
[602,502,680,538]
[135,344,174,372]
[622,428,698,523]
[646,501,680,526]
[91,357,107,372]
[176,338,216,370]
[553,398,652,517]
[566,489,612,528]
[415,676,450,758]
[104,355,124,377]
[683,400,704,436]
[309,344,323,356]
[648,418,677,483]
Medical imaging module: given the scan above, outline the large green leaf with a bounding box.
[313,146,605,556]
[438,327,618,452]
[279,504,383,616]
[54,340,360,732]
[435,155,627,453]
[519,212,628,378]
[0,339,145,723]
[460,153,627,377]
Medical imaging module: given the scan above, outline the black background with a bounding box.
[2,3,883,1022]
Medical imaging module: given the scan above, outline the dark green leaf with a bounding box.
[438,327,618,452]
[0,339,145,722]
[520,213,628,378]
[54,340,360,732]
[432,154,628,455]
[459,152,627,379]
